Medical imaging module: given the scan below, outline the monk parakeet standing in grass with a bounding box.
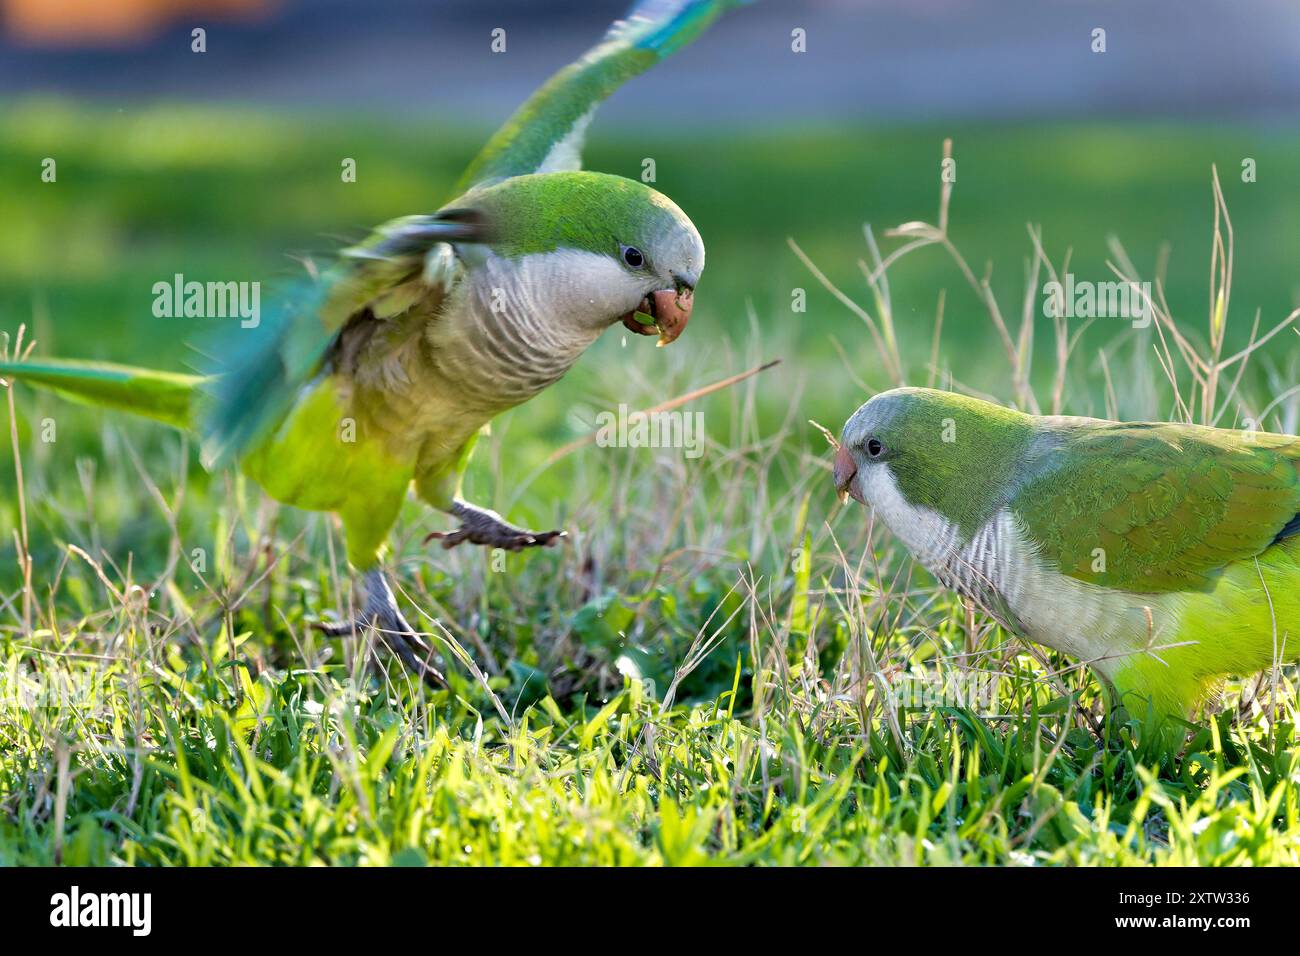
[834,387,1300,730]
[0,0,743,686]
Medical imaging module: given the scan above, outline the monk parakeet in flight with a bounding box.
[834,387,1300,729]
[1,0,744,686]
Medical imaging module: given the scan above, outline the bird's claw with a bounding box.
[311,569,445,688]
[424,526,566,551]
[425,502,566,551]
[313,618,359,638]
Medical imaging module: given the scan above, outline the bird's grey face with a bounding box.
[835,393,907,507]
[462,172,705,346]
[611,211,704,346]
[835,388,1034,542]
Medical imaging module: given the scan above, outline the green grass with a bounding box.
[1,102,1298,865]
[5,658,1299,866]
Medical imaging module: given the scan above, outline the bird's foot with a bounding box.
[424,501,566,551]
[312,568,445,688]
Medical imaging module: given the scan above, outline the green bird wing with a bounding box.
[1012,421,1300,593]
[453,0,746,195]
[200,209,488,467]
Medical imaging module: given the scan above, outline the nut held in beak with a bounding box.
[651,288,691,346]
[621,306,657,337]
[834,444,862,504]
[619,288,693,345]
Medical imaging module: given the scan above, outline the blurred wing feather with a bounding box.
[200,212,486,466]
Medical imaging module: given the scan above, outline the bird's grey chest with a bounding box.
[858,464,1037,633]
[351,249,638,464]
[424,253,609,413]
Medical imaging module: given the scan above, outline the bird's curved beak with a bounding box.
[620,287,693,346]
[834,445,863,504]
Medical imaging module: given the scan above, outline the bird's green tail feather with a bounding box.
[0,358,202,431]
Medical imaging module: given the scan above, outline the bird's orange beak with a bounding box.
[834,445,862,504]
[620,288,693,346]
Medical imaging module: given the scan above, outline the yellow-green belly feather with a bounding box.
[240,377,414,568]
[1114,536,1300,719]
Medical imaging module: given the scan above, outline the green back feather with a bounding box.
[1013,421,1300,592]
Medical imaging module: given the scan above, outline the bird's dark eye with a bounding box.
[621,245,645,268]
[866,438,885,458]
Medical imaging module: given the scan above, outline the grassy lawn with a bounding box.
[1,104,1298,865]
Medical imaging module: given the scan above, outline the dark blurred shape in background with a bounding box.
[3,0,1299,122]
